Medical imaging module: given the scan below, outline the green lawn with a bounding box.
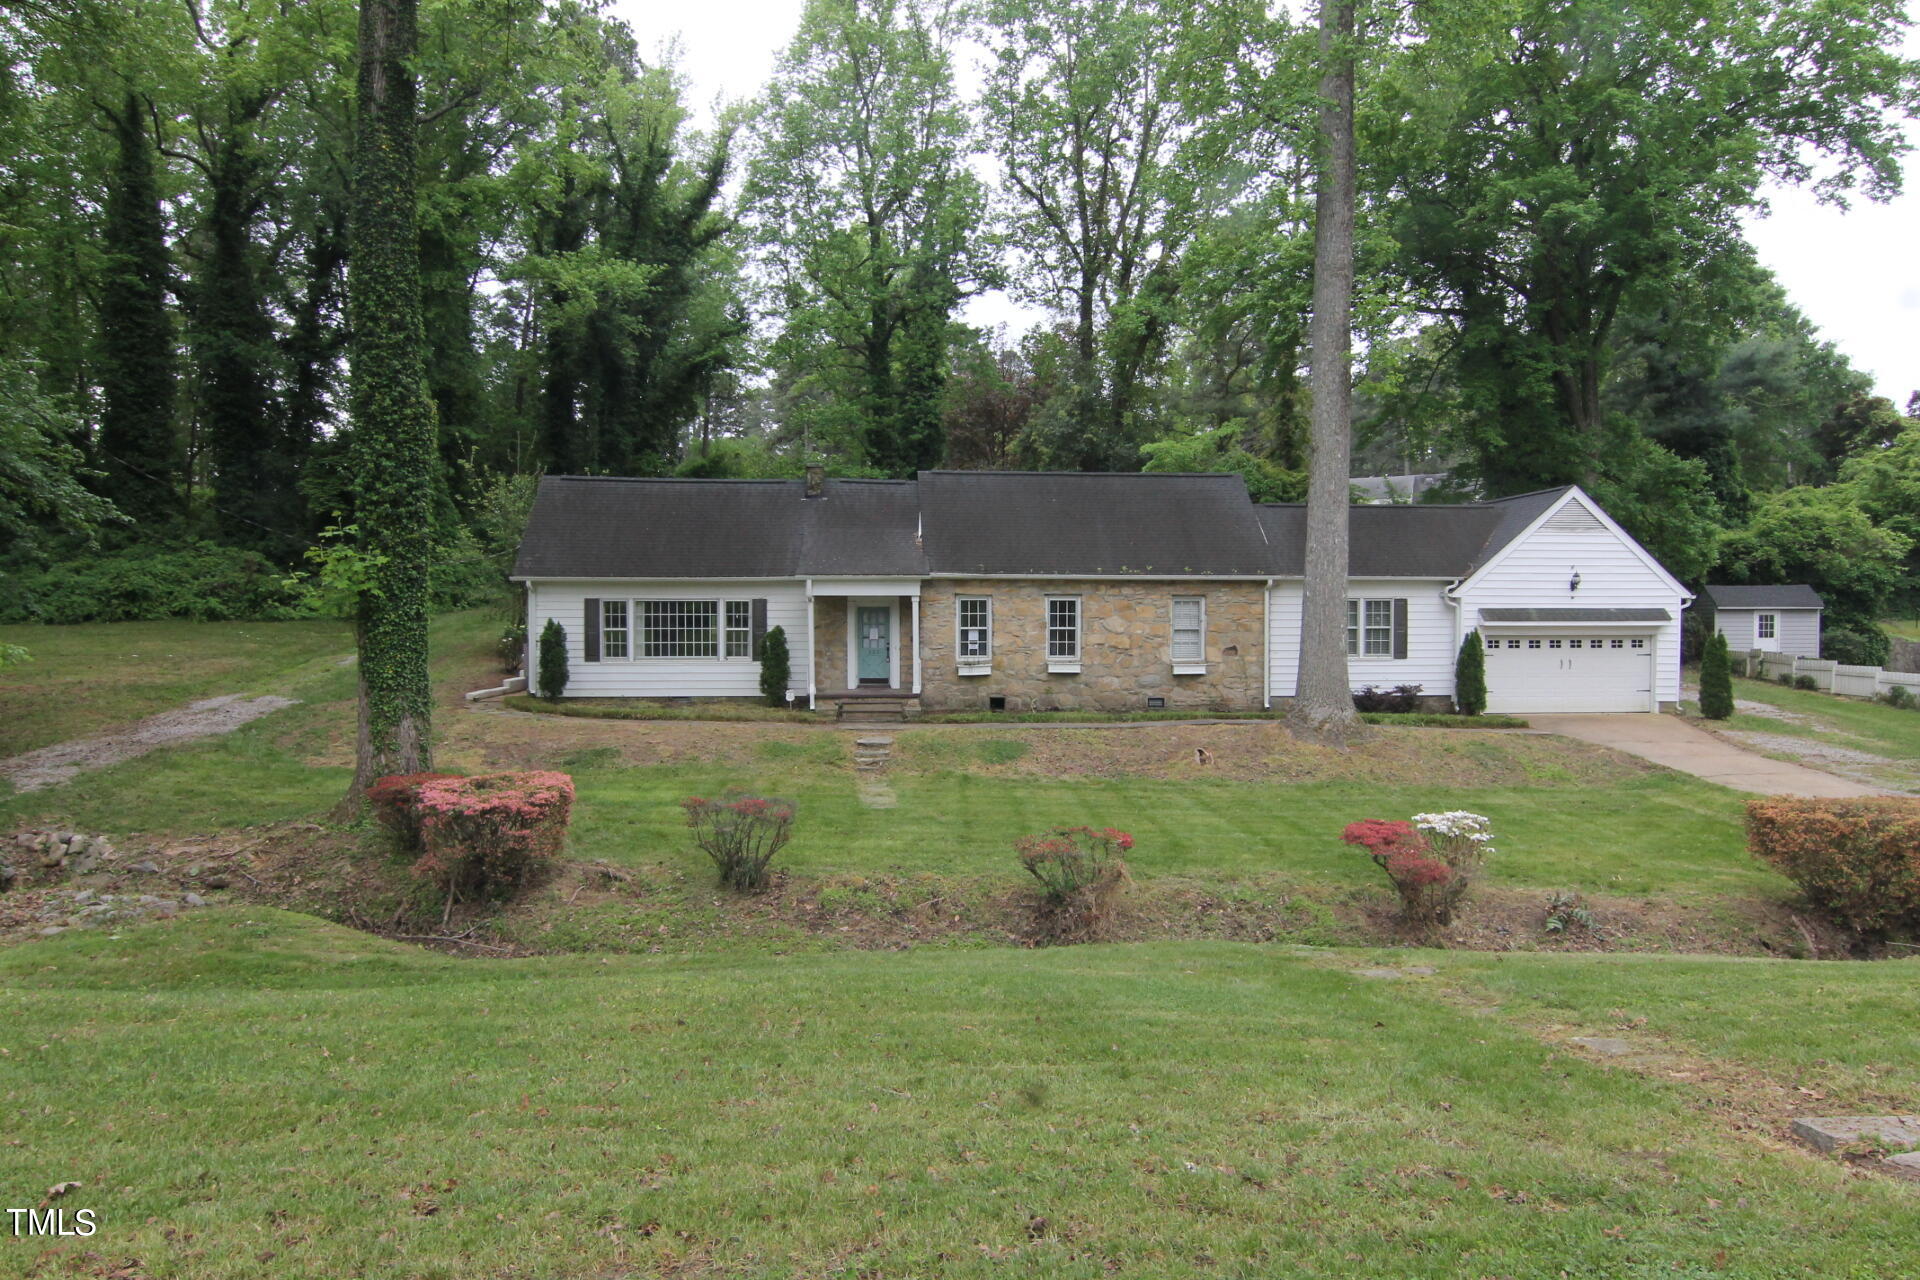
[0,617,352,755]
[558,759,1763,899]
[1718,673,1920,769]
[3,909,1916,1280]
[1441,949,1920,1110]
[1880,617,1920,641]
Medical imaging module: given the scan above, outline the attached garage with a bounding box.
[1479,608,1673,714]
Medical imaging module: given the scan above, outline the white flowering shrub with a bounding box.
[1412,811,1496,865]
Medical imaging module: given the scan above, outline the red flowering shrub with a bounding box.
[1340,819,1468,926]
[1015,826,1134,943]
[410,771,574,901]
[368,772,462,850]
[1748,798,1920,942]
[683,792,797,891]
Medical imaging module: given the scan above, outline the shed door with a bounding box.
[1484,635,1655,713]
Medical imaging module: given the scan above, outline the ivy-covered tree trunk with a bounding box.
[95,93,179,527]
[1286,0,1366,747]
[344,0,436,805]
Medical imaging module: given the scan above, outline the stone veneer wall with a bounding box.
[811,595,917,693]
[918,579,1266,712]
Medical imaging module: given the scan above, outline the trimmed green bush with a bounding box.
[537,618,568,700]
[1793,673,1819,691]
[1824,625,1890,667]
[759,624,791,706]
[1454,631,1486,716]
[1698,632,1734,720]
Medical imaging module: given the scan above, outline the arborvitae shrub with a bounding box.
[537,618,568,699]
[1454,631,1486,716]
[759,625,791,706]
[1699,632,1734,720]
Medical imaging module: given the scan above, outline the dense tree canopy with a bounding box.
[0,0,1915,642]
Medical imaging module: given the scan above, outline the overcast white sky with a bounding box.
[612,0,1919,407]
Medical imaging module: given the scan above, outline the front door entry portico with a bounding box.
[856,606,891,684]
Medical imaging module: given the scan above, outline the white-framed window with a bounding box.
[1046,597,1080,660]
[601,599,630,659]
[1172,596,1205,665]
[1346,598,1394,656]
[724,601,753,658]
[642,600,719,658]
[957,596,992,661]
[1757,613,1777,640]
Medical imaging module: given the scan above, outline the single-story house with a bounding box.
[1702,584,1824,656]
[512,470,1692,716]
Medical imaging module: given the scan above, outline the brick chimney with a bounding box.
[804,465,825,498]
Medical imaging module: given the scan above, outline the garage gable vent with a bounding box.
[1543,500,1604,533]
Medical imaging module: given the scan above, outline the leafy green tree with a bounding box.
[1140,424,1304,502]
[1837,419,1920,610]
[747,0,989,475]
[345,0,437,794]
[1698,632,1733,720]
[95,93,180,526]
[1716,487,1912,634]
[0,357,122,553]
[1454,631,1486,717]
[759,625,791,706]
[1373,0,1919,496]
[977,0,1250,470]
[537,617,568,699]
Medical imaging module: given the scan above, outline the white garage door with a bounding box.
[1484,634,1654,713]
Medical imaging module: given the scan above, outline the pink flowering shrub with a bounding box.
[683,792,797,891]
[410,771,574,901]
[368,772,462,850]
[1014,826,1134,942]
[1340,815,1487,927]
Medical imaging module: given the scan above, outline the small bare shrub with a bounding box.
[1015,826,1133,943]
[683,792,797,891]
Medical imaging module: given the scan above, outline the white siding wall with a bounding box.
[1455,496,1688,706]
[1266,579,1459,699]
[526,579,810,699]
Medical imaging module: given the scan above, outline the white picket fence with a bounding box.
[1748,650,1920,701]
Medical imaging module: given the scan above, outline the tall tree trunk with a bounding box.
[95,93,180,527]
[1286,0,1366,746]
[343,0,436,809]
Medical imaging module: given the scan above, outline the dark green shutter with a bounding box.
[1392,599,1409,659]
[584,598,601,662]
[751,598,768,659]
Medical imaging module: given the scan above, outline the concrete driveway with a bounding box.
[1526,714,1897,798]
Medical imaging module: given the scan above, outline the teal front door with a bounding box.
[856,606,891,684]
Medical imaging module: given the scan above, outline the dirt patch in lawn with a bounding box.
[439,703,834,774]
[0,693,299,792]
[892,721,1652,787]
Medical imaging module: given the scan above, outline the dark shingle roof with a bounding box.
[512,476,924,580]
[1704,584,1824,610]
[1254,488,1573,578]
[513,474,1584,582]
[1480,607,1672,623]
[918,472,1273,576]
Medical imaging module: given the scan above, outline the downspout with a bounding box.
[524,582,536,678]
[1263,578,1274,709]
[1442,580,1465,693]
[805,579,816,711]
